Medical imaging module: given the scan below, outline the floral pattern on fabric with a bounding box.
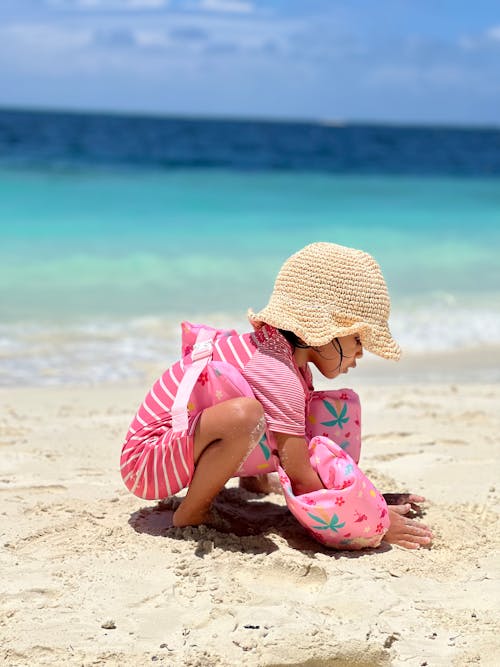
[279,436,389,550]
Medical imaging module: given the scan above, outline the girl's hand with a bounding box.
[384,504,433,549]
[383,492,425,517]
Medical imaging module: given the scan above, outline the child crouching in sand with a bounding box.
[121,242,432,550]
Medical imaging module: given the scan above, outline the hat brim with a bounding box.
[360,322,401,361]
[248,306,401,361]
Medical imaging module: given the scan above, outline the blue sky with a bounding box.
[1,0,499,125]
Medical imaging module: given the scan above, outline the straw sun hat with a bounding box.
[249,242,401,361]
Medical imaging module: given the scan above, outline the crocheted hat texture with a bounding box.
[249,242,401,360]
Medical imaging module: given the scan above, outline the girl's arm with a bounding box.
[273,432,324,495]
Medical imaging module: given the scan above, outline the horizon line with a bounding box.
[1,103,499,132]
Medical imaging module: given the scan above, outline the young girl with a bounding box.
[121,242,432,550]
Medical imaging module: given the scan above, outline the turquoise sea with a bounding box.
[1,110,499,385]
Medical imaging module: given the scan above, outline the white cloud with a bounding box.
[366,64,465,91]
[486,25,500,42]
[47,0,170,10]
[0,9,293,64]
[92,27,137,48]
[458,35,477,51]
[458,24,500,51]
[135,29,170,48]
[0,22,98,77]
[197,0,254,15]
[1,22,92,52]
[126,0,168,6]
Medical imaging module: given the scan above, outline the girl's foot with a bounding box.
[239,474,282,495]
[172,502,211,528]
[172,502,231,532]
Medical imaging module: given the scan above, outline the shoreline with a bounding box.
[3,345,500,390]
[1,381,499,666]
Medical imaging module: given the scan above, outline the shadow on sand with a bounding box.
[128,486,391,558]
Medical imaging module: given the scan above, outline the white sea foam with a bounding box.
[391,302,500,352]
[1,304,500,387]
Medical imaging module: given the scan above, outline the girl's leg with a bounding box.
[173,397,265,527]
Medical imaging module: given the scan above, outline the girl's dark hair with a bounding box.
[278,329,309,350]
[331,337,344,369]
[278,329,344,371]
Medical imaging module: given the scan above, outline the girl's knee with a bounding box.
[225,397,265,438]
[194,397,266,462]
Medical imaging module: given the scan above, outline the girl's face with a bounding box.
[301,334,363,379]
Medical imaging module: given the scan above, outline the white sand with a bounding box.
[1,382,499,666]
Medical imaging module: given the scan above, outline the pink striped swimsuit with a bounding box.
[120,325,312,500]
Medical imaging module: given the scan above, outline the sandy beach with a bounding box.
[1,375,499,666]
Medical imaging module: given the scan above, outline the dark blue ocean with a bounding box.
[1,108,499,385]
[2,108,500,175]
